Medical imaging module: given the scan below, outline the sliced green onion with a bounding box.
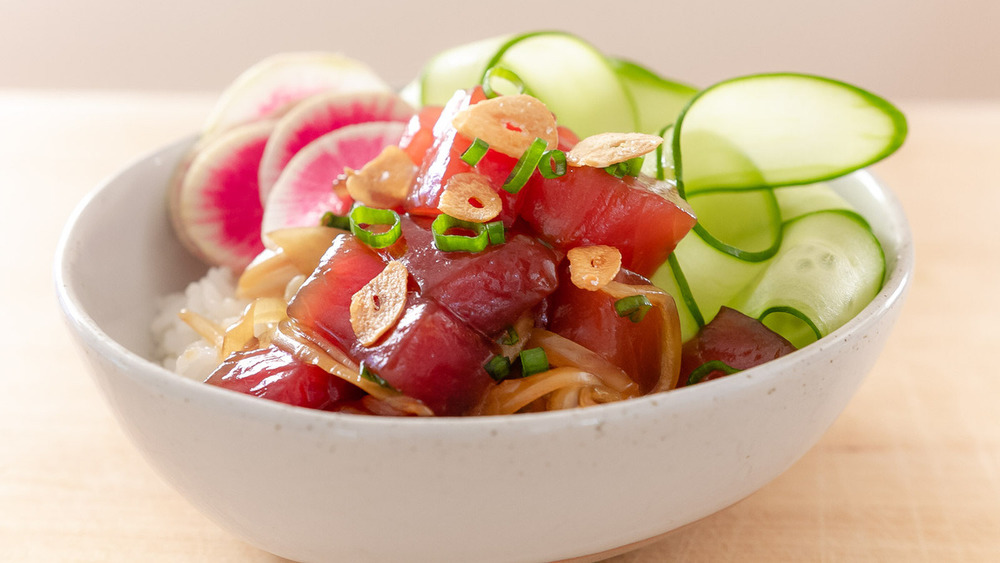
[360,362,394,390]
[500,326,519,346]
[431,214,489,252]
[538,149,567,178]
[486,220,505,245]
[482,66,525,99]
[604,156,645,179]
[502,137,547,194]
[687,360,741,385]
[519,347,549,377]
[320,211,351,230]
[349,206,402,249]
[460,138,490,166]
[604,161,627,178]
[625,156,644,177]
[614,294,653,323]
[484,355,512,382]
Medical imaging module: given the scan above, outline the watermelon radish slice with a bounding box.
[201,52,391,139]
[172,119,275,272]
[261,121,407,240]
[258,90,414,201]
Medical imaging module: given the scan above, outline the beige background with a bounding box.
[2,0,998,99]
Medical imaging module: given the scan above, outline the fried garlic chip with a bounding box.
[345,146,417,209]
[452,94,558,158]
[567,245,622,291]
[350,261,409,346]
[438,172,502,223]
[566,132,662,168]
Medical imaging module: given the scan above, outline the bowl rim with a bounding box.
[55,136,914,435]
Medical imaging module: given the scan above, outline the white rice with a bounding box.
[151,267,249,381]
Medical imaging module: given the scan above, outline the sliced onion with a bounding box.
[600,281,683,392]
[481,367,613,415]
[527,329,639,396]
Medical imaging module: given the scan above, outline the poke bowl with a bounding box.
[55,33,913,563]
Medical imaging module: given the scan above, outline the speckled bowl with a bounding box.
[55,137,912,563]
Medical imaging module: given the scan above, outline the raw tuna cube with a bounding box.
[396,217,559,336]
[519,166,697,276]
[679,306,797,386]
[547,268,667,392]
[287,234,495,415]
[403,88,524,225]
[206,345,363,410]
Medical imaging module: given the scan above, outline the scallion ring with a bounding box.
[460,138,490,166]
[349,206,402,249]
[431,213,489,253]
[484,355,512,382]
[320,211,351,230]
[485,220,506,245]
[502,137,547,194]
[519,347,549,377]
[482,66,525,98]
[604,162,627,178]
[614,294,653,323]
[604,156,645,179]
[538,149,567,179]
[625,156,644,177]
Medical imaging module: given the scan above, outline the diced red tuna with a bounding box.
[286,234,495,415]
[547,268,667,392]
[519,166,697,276]
[402,88,525,226]
[395,217,559,336]
[679,306,797,386]
[206,345,364,409]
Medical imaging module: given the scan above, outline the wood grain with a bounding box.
[2,94,997,562]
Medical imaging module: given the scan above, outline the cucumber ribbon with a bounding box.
[653,73,905,346]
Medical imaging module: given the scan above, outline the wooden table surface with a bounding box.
[1,90,997,562]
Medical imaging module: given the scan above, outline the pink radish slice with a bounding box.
[258,90,415,201]
[261,121,407,240]
[174,120,276,272]
[201,52,390,140]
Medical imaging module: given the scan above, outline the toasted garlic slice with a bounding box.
[345,146,416,208]
[566,132,662,168]
[568,245,622,291]
[350,261,409,346]
[438,172,502,223]
[452,94,558,158]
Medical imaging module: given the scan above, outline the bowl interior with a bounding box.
[58,136,206,361]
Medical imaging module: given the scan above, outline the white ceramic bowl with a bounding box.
[56,136,912,563]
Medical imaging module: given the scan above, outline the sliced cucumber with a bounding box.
[640,124,675,180]
[672,129,784,261]
[407,33,701,139]
[415,34,513,107]
[482,32,638,137]
[732,210,885,347]
[652,186,780,341]
[654,229,772,341]
[673,73,907,195]
[608,58,698,134]
[775,182,854,222]
[654,189,884,345]
[651,73,901,345]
